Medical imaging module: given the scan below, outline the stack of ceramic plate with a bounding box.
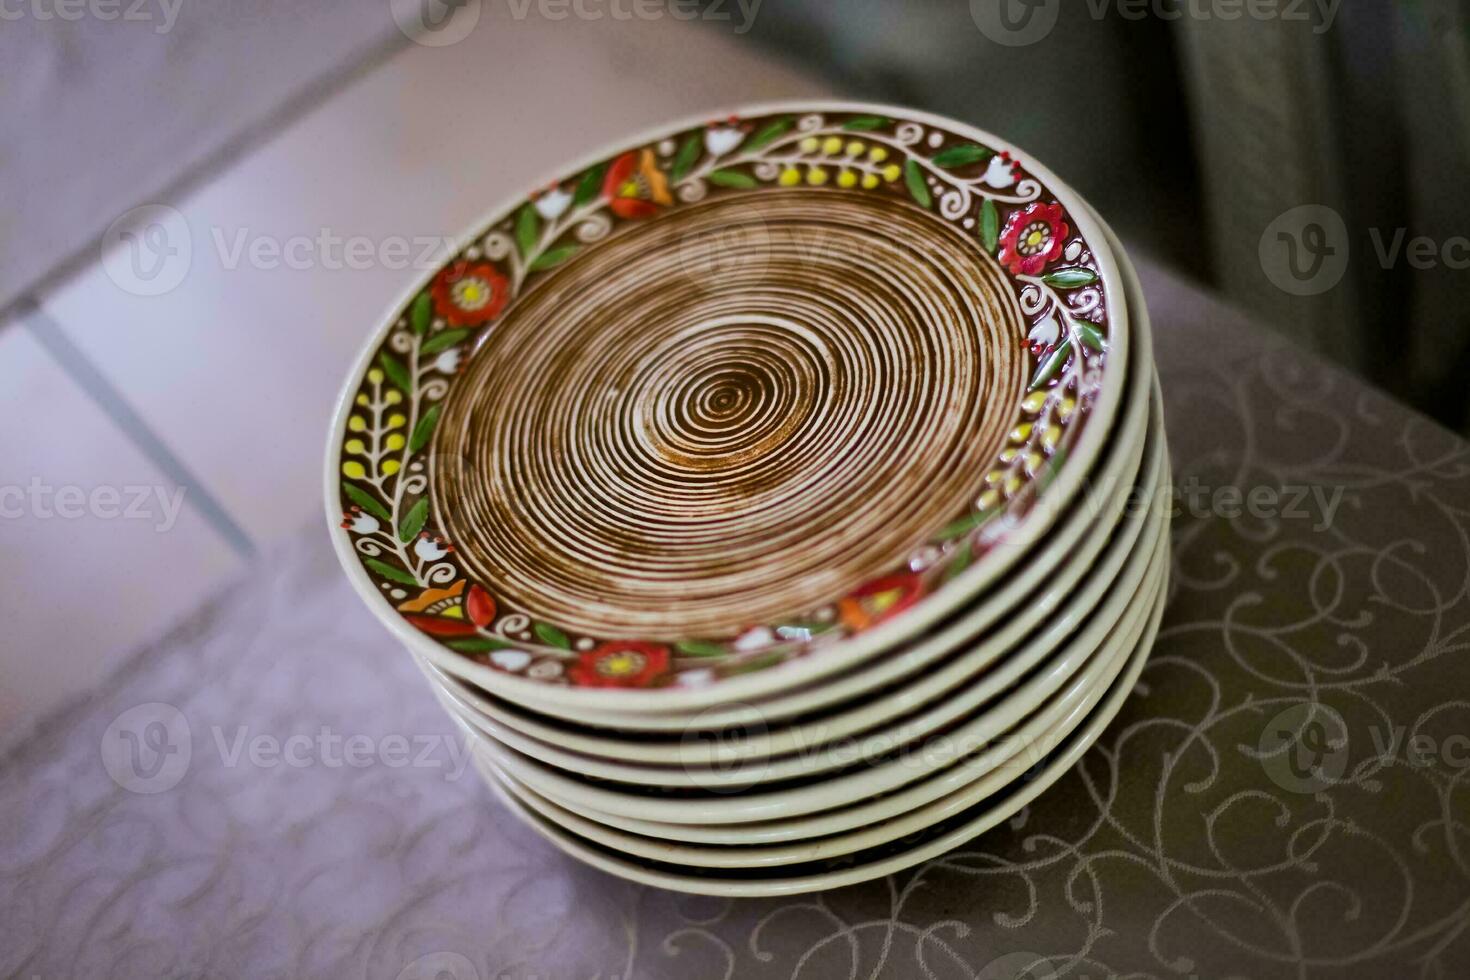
[328,102,1169,897]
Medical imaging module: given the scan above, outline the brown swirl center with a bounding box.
[431,189,1027,640]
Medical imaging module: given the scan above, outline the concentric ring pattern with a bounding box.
[432,191,1027,639]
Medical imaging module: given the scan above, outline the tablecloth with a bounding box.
[4,256,1470,979]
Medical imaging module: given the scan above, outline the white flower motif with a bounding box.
[414,535,452,562]
[527,659,563,680]
[982,154,1017,189]
[489,649,532,673]
[342,510,379,535]
[678,669,717,688]
[1028,313,1061,349]
[434,349,462,374]
[734,626,776,652]
[535,187,572,221]
[705,125,744,157]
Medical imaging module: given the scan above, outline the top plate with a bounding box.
[327,101,1128,709]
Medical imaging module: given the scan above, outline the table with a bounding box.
[4,256,1469,979]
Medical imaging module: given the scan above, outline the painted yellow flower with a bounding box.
[604,149,673,219]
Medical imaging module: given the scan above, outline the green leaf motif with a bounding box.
[421,328,470,355]
[410,292,432,336]
[530,245,580,271]
[944,540,973,582]
[706,169,758,189]
[1029,338,1074,391]
[933,143,993,168]
[409,403,441,454]
[378,351,411,394]
[365,557,417,586]
[904,159,932,208]
[515,204,540,259]
[1042,268,1098,289]
[675,639,727,657]
[843,116,890,131]
[447,637,517,654]
[399,498,429,543]
[573,163,607,207]
[1040,447,1069,491]
[671,132,702,182]
[1075,321,1107,352]
[343,483,391,522]
[729,651,785,676]
[980,199,1000,254]
[937,509,997,542]
[534,623,572,650]
[744,117,792,152]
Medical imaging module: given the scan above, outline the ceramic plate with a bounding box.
[473,564,1167,896]
[436,388,1159,787]
[328,101,1129,712]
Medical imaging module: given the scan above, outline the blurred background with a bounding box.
[2,0,1467,731]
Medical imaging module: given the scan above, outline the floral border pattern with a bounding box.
[334,110,1114,690]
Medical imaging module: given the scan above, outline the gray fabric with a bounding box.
[732,0,1204,280]
[0,1,404,316]
[1176,0,1470,427]
[4,255,1470,977]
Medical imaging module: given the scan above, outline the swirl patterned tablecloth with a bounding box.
[4,257,1470,979]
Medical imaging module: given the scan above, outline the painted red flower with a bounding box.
[602,148,673,220]
[399,580,473,636]
[398,580,496,636]
[568,641,671,688]
[430,261,509,327]
[838,572,924,632]
[464,585,496,628]
[998,202,1070,277]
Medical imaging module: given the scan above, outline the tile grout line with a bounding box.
[0,26,415,328]
[17,299,258,562]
